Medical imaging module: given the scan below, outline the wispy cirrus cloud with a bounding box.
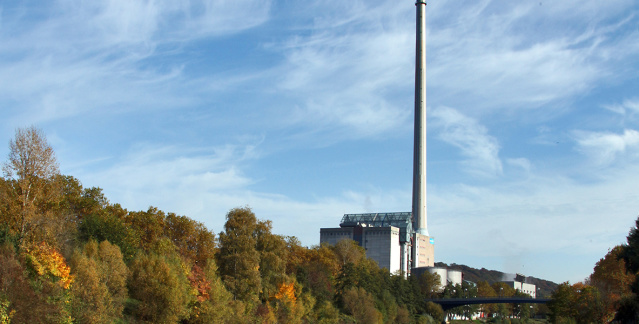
[273,1,414,139]
[574,129,639,165]
[431,106,502,177]
[0,0,272,127]
[72,142,257,217]
[602,98,639,115]
[427,0,639,113]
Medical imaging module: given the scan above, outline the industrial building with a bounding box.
[411,267,463,289]
[503,274,538,298]
[320,212,434,274]
[319,0,435,276]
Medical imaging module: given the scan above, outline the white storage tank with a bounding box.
[447,269,463,286]
[426,267,448,290]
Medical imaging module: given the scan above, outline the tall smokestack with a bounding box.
[412,0,428,236]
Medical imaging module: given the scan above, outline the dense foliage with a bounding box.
[20,127,637,323]
[546,220,639,323]
[1,127,458,323]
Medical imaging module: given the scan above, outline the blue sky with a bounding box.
[1,0,638,284]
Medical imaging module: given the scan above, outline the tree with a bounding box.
[164,213,216,267]
[617,216,639,322]
[78,204,138,261]
[332,239,365,266]
[293,243,338,305]
[476,280,497,317]
[548,281,607,323]
[0,243,60,323]
[416,271,441,299]
[70,240,128,324]
[21,241,74,323]
[423,302,444,323]
[128,252,192,323]
[621,217,639,275]
[185,259,235,324]
[255,220,289,302]
[2,126,60,244]
[70,247,111,324]
[341,287,382,324]
[490,282,515,319]
[126,206,166,252]
[217,207,261,305]
[589,245,634,321]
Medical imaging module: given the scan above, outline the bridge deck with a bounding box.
[425,297,550,311]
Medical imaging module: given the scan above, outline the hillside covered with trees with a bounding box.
[0,127,455,323]
[4,126,639,323]
[434,262,557,298]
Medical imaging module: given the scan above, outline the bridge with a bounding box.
[425,297,551,311]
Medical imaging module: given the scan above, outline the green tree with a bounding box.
[78,204,138,261]
[621,217,639,275]
[256,220,289,301]
[0,297,12,324]
[491,282,515,319]
[341,287,382,324]
[126,206,166,252]
[70,240,128,323]
[69,246,110,323]
[574,283,606,323]
[164,213,216,267]
[416,271,441,299]
[310,300,340,324]
[476,280,497,317]
[289,242,339,306]
[548,282,576,322]
[217,207,261,305]
[423,301,444,323]
[127,252,192,323]
[617,216,639,322]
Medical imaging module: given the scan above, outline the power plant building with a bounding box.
[319,212,434,274]
[502,274,538,298]
[319,0,434,276]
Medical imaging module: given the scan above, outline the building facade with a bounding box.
[320,212,434,274]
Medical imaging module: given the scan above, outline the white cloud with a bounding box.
[74,143,255,211]
[0,0,271,127]
[428,162,639,283]
[574,129,639,165]
[602,98,639,115]
[69,140,413,245]
[273,3,414,139]
[427,0,639,113]
[506,158,532,174]
[431,107,503,177]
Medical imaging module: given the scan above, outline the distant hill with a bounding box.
[435,262,558,298]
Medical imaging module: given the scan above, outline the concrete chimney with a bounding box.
[412,0,428,236]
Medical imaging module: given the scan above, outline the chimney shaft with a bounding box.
[412,0,428,236]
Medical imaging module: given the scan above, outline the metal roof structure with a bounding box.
[340,212,413,243]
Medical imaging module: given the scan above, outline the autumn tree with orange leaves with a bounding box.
[589,245,635,321]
